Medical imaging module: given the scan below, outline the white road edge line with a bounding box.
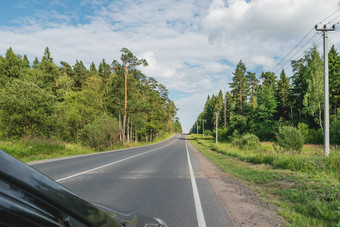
[185,139,206,227]
[56,139,177,182]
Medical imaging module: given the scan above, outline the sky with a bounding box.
[1,0,340,133]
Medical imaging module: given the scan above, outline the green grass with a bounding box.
[0,133,175,162]
[189,134,340,227]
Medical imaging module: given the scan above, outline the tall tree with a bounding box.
[291,58,308,124]
[73,60,89,90]
[303,46,324,131]
[260,71,277,89]
[224,92,232,129]
[98,59,111,79]
[229,60,248,113]
[246,71,259,109]
[112,48,148,146]
[329,45,340,116]
[277,69,291,121]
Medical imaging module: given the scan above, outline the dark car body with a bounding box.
[0,149,167,227]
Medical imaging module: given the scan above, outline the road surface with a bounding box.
[31,134,233,227]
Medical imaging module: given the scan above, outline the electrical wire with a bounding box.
[270,8,340,75]
[318,7,340,25]
[282,33,323,74]
[274,32,321,75]
[270,27,314,73]
[327,13,340,25]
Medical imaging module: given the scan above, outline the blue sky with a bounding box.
[0,0,340,132]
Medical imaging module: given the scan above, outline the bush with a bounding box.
[298,122,309,142]
[276,126,304,152]
[204,129,212,136]
[82,115,119,150]
[231,132,260,150]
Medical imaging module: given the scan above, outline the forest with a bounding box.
[0,47,182,150]
[191,45,340,145]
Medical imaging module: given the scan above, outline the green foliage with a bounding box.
[229,60,248,112]
[0,79,56,139]
[330,117,340,145]
[297,122,309,142]
[0,47,180,147]
[307,128,324,144]
[0,138,65,159]
[231,133,260,150]
[276,126,304,152]
[190,135,340,226]
[204,129,212,136]
[82,115,119,150]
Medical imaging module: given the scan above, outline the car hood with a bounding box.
[0,149,166,227]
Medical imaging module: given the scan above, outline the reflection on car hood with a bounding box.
[0,149,167,227]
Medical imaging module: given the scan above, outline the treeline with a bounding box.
[0,47,182,149]
[192,45,340,145]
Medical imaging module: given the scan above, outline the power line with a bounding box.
[270,27,314,73]
[282,33,323,73]
[270,8,340,74]
[318,7,340,25]
[327,13,340,25]
[274,32,321,75]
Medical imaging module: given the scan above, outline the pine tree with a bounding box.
[329,45,340,116]
[277,69,291,121]
[229,60,248,113]
[260,71,277,89]
[246,71,259,109]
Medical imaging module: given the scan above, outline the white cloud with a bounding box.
[0,0,340,132]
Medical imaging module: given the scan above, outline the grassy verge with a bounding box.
[188,134,340,227]
[0,133,175,163]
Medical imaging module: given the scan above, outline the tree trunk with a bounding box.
[119,112,122,141]
[224,94,227,129]
[319,102,324,133]
[240,87,243,112]
[130,120,133,142]
[127,116,130,143]
[122,65,128,146]
[135,127,137,143]
[251,85,255,108]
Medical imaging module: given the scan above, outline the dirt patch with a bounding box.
[188,142,284,227]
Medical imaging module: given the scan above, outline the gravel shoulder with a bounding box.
[188,141,284,227]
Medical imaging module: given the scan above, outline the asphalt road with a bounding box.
[31,134,233,227]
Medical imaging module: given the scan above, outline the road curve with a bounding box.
[31,134,233,227]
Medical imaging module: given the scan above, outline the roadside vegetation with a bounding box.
[191,45,340,147]
[189,44,340,225]
[0,133,175,163]
[189,134,340,226]
[0,47,182,160]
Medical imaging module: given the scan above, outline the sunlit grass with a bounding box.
[191,134,340,180]
[0,133,175,162]
[188,134,340,226]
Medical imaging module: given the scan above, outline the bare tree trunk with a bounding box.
[127,116,130,143]
[224,94,227,129]
[122,65,128,146]
[145,132,148,142]
[319,102,324,133]
[130,120,133,143]
[119,112,122,141]
[240,87,243,112]
[135,127,137,143]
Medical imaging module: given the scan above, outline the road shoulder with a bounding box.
[187,141,283,227]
